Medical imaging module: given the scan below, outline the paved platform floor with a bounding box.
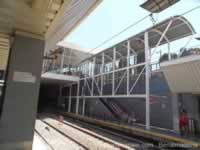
[32,133,51,150]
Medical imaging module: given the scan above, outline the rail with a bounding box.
[34,129,56,150]
[38,118,89,150]
[39,116,131,150]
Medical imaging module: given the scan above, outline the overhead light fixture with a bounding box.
[140,0,180,13]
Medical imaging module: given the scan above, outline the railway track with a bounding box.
[40,120,89,149]
[38,114,171,150]
[34,129,56,150]
[56,116,166,150]
[37,117,133,150]
[59,115,196,150]
[35,119,86,150]
[38,114,196,150]
[61,118,151,149]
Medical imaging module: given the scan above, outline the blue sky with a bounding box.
[64,0,200,59]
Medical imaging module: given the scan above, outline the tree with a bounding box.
[159,53,178,63]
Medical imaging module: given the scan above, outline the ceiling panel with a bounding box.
[0,0,102,52]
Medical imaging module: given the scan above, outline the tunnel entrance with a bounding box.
[38,83,61,113]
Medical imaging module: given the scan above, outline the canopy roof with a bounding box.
[90,15,195,60]
[46,44,91,66]
[140,0,180,13]
[129,15,195,51]
[160,55,200,93]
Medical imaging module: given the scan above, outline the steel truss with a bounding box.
[67,16,195,130]
[73,25,172,130]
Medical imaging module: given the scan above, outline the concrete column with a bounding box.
[172,94,179,132]
[0,34,44,150]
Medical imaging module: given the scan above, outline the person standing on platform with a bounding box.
[179,109,189,136]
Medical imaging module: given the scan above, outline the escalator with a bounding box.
[99,98,120,119]
[84,84,129,120]
[99,98,129,120]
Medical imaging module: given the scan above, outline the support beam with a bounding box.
[101,52,105,96]
[85,79,92,96]
[68,86,72,112]
[168,43,171,60]
[91,57,96,96]
[115,71,127,94]
[68,94,146,99]
[105,53,113,61]
[60,47,65,72]
[112,47,116,96]
[151,20,173,57]
[80,62,145,81]
[76,81,80,114]
[82,98,86,116]
[127,40,130,95]
[145,32,150,130]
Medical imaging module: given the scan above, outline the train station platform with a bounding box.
[63,112,200,149]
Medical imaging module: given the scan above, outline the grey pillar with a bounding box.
[0,34,44,150]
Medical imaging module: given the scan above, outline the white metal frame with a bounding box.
[68,85,72,112]
[78,20,172,129]
[65,16,195,129]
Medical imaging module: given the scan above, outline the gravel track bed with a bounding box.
[43,117,130,150]
[35,120,85,150]
[62,118,145,150]
[33,132,52,150]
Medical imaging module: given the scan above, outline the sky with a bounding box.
[63,0,200,61]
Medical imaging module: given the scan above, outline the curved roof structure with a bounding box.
[91,15,195,57]
[129,15,195,51]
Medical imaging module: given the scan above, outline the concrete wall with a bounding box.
[0,35,44,150]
